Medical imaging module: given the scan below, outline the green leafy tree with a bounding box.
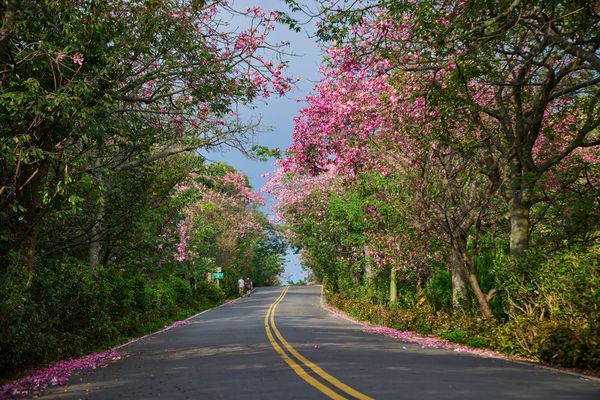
[0,0,291,271]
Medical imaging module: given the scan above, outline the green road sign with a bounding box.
[212,272,223,280]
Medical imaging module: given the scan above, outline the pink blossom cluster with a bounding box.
[55,50,84,66]
[200,188,264,238]
[234,30,260,54]
[101,0,294,142]
[175,215,194,262]
[1,350,121,399]
[263,15,445,271]
[264,162,341,224]
[171,168,265,264]
[222,171,265,206]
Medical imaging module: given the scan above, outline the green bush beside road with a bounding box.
[327,244,600,370]
[0,259,225,381]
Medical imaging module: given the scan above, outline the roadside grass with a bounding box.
[325,292,600,376]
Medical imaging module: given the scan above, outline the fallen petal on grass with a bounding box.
[362,325,502,358]
[320,293,508,360]
[1,350,121,399]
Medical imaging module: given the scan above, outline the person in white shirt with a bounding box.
[238,277,245,296]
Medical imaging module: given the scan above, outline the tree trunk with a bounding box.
[88,158,106,273]
[508,159,532,256]
[16,221,38,273]
[450,251,468,312]
[363,247,374,292]
[452,235,494,319]
[15,155,52,273]
[88,221,102,272]
[509,197,530,256]
[0,0,17,80]
[389,265,397,305]
[101,233,112,267]
[467,272,494,319]
[88,199,106,273]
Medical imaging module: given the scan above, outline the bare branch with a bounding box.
[549,76,600,101]
[539,16,600,72]
[115,145,198,172]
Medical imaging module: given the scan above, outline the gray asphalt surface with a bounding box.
[41,285,600,399]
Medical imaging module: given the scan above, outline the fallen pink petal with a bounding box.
[0,350,121,399]
[169,320,190,328]
[361,326,503,358]
[321,295,513,361]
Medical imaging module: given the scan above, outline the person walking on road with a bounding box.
[244,277,253,296]
[238,277,245,296]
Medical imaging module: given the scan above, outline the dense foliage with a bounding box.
[269,0,600,369]
[0,1,287,379]
[1,155,286,377]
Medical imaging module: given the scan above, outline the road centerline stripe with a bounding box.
[265,287,347,399]
[265,287,374,400]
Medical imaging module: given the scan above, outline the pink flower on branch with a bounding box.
[56,50,66,62]
[72,53,84,65]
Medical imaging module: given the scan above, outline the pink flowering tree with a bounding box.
[268,79,502,316]
[165,162,267,290]
[266,2,598,316]
[311,0,600,256]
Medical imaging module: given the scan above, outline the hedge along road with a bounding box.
[41,286,600,400]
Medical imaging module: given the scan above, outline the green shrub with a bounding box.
[440,328,468,343]
[488,243,600,368]
[325,262,600,369]
[169,276,193,305]
[424,268,453,311]
[0,256,224,380]
[194,280,224,303]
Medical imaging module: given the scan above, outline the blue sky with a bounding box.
[206,1,322,282]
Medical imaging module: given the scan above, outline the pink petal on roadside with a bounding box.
[0,350,121,399]
[169,320,190,328]
[321,294,509,360]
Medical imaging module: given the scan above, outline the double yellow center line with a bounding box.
[264,286,374,400]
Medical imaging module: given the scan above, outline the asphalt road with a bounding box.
[42,285,600,399]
